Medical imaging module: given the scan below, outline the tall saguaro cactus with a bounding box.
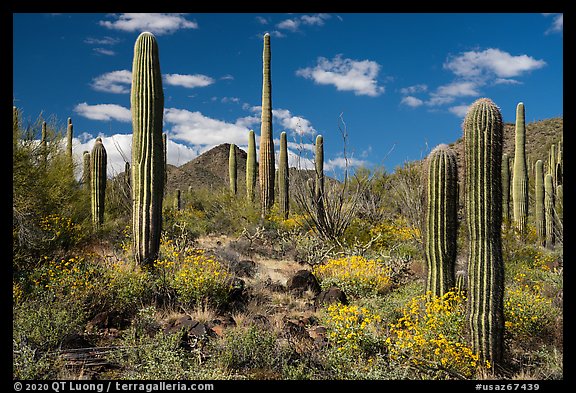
[544,174,555,249]
[463,98,505,365]
[131,31,165,266]
[259,33,275,217]
[512,102,528,235]
[535,160,546,247]
[82,151,91,191]
[91,138,107,227]
[229,143,237,195]
[66,117,73,159]
[278,131,289,219]
[502,153,511,223]
[424,144,458,297]
[246,130,257,202]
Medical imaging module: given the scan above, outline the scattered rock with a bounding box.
[315,286,348,308]
[307,326,328,346]
[286,270,321,295]
[231,259,257,278]
[164,315,215,339]
[263,277,286,293]
[86,311,129,333]
[207,315,237,337]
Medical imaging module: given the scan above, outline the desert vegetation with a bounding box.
[13,32,563,381]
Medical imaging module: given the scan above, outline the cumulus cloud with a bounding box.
[400,84,428,95]
[400,96,424,108]
[448,104,471,118]
[296,54,385,97]
[84,36,121,45]
[276,13,331,32]
[543,13,563,34]
[93,48,116,56]
[91,70,132,94]
[164,74,215,88]
[74,103,131,122]
[444,48,546,79]
[164,108,249,146]
[249,106,317,135]
[99,13,198,35]
[325,156,369,172]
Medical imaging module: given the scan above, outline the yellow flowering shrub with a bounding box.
[313,255,392,298]
[386,291,490,379]
[154,239,233,307]
[369,217,421,250]
[504,271,559,342]
[39,214,85,248]
[31,255,99,299]
[324,303,383,355]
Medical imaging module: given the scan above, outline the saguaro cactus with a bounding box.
[82,151,91,191]
[229,143,237,195]
[163,132,168,191]
[502,153,511,223]
[535,160,546,247]
[246,130,257,202]
[91,138,107,227]
[174,189,181,211]
[66,117,73,159]
[278,131,289,219]
[512,102,528,235]
[463,97,505,365]
[131,31,165,266]
[40,121,48,167]
[545,174,555,249]
[424,144,458,297]
[259,33,275,217]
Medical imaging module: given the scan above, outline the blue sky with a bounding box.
[12,13,563,179]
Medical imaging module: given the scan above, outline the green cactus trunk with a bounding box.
[555,184,563,226]
[278,131,289,219]
[131,31,165,266]
[163,132,168,192]
[463,97,505,365]
[548,144,556,177]
[259,33,275,217]
[246,130,257,202]
[91,138,107,227]
[425,144,458,297]
[229,143,237,195]
[174,189,181,211]
[502,153,511,224]
[535,160,546,247]
[544,174,555,249]
[66,117,73,159]
[512,102,528,235]
[82,151,91,191]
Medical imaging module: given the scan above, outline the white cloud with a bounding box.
[256,16,269,25]
[400,84,428,95]
[164,108,249,146]
[444,48,546,79]
[276,13,331,32]
[543,13,563,34]
[448,104,471,118]
[400,96,424,108]
[325,156,369,172]
[164,74,215,88]
[74,103,131,122]
[99,13,198,35]
[93,48,116,56]
[249,106,317,135]
[296,54,385,97]
[91,70,132,94]
[84,36,121,45]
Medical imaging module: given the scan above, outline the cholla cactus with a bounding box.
[131,32,165,266]
[463,97,505,365]
[424,144,458,297]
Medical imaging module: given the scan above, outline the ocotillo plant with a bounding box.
[91,138,107,227]
[424,144,458,298]
[229,143,237,195]
[259,33,275,217]
[512,102,528,235]
[535,160,546,247]
[246,130,257,202]
[544,173,555,249]
[502,153,511,224]
[131,31,165,266]
[315,134,325,224]
[463,97,505,365]
[278,131,289,219]
[82,151,91,191]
